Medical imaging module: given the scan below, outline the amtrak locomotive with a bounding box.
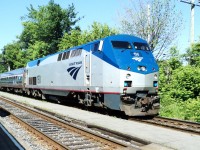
[0,34,160,116]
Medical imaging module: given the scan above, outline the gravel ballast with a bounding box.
[1,91,200,150]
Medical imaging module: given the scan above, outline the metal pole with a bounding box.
[180,0,200,44]
[190,0,195,44]
[147,4,151,43]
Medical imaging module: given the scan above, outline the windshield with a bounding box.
[133,42,150,51]
[111,41,132,49]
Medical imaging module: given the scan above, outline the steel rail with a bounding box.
[0,97,136,150]
[130,116,200,135]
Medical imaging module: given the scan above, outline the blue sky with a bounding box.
[0,0,200,54]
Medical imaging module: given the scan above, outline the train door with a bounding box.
[84,48,91,86]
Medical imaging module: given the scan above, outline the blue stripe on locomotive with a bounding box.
[26,34,158,75]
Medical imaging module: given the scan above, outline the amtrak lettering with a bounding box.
[69,61,82,66]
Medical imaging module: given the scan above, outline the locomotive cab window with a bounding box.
[37,60,40,66]
[133,42,150,51]
[92,42,99,52]
[111,41,132,49]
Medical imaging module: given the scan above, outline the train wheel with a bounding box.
[26,89,32,97]
[84,93,93,106]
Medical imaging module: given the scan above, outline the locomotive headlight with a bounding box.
[137,66,146,71]
[154,74,158,79]
[141,66,146,71]
[126,73,131,79]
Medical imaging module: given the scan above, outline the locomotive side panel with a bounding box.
[25,50,86,96]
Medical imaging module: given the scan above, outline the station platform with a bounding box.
[0,123,23,150]
[0,91,200,150]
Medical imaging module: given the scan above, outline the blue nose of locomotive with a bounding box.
[120,50,159,74]
[107,35,159,74]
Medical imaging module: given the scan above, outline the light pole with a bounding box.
[180,0,200,44]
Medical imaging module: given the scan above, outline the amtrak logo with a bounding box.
[132,57,143,62]
[67,66,82,80]
[131,52,143,62]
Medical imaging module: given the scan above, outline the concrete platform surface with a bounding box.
[0,92,199,150]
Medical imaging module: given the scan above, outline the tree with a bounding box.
[158,46,182,88]
[58,29,84,50]
[3,42,27,70]
[86,22,118,42]
[119,0,182,59]
[169,66,200,101]
[20,0,81,58]
[26,41,50,60]
[183,41,200,67]
[0,53,7,73]
[58,22,118,50]
[158,48,200,121]
[167,46,182,70]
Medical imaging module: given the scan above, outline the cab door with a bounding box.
[84,46,91,86]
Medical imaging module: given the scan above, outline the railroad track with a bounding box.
[0,97,148,150]
[130,116,200,135]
